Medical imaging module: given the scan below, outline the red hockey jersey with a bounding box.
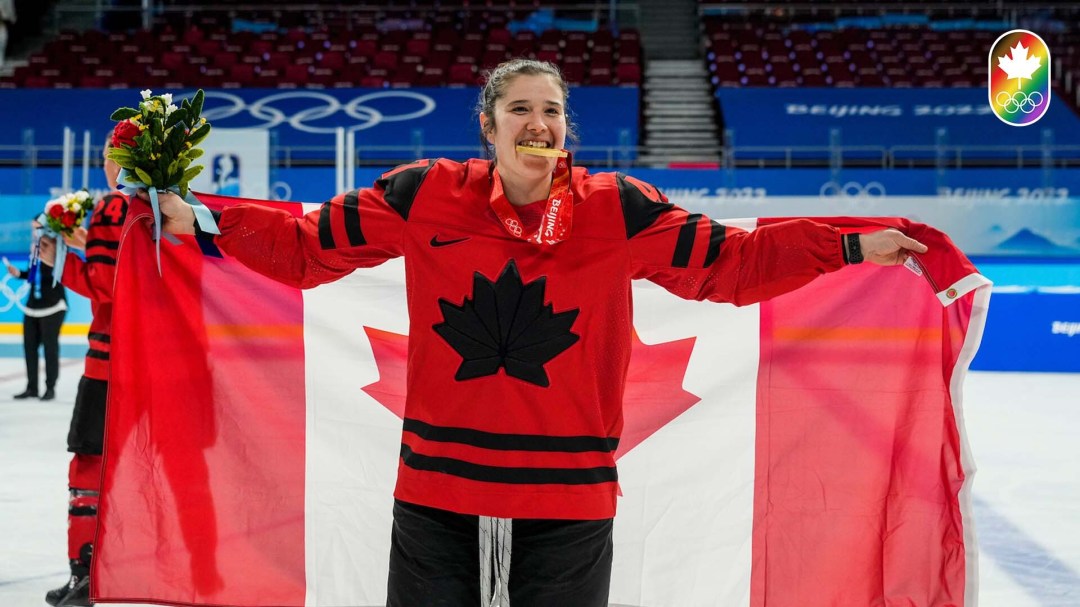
[213,158,848,520]
[62,192,129,381]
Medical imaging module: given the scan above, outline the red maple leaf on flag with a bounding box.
[361,326,700,459]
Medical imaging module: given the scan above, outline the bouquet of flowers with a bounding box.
[43,189,94,236]
[107,89,211,197]
[106,88,219,272]
[32,189,94,285]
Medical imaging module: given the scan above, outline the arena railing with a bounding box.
[5,143,1080,170]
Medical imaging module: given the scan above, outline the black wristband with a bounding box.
[844,233,864,264]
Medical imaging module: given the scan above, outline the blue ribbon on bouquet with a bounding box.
[32,212,69,288]
[117,168,220,275]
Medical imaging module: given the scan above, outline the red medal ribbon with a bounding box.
[489,152,573,245]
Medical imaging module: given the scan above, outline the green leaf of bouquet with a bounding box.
[151,168,163,185]
[160,156,174,180]
[164,110,184,130]
[182,165,203,183]
[106,149,133,164]
[165,124,185,152]
[188,123,212,146]
[110,107,138,121]
[186,147,205,160]
[134,167,153,185]
[192,89,205,117]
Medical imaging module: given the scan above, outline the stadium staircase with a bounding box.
[637,0,722,165]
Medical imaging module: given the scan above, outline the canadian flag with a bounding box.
[95,197,989,607]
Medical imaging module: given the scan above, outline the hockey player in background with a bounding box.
[38,131,129,607]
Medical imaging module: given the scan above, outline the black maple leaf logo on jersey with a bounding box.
[433,260,580,387]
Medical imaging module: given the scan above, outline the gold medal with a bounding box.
[515,145,569,158]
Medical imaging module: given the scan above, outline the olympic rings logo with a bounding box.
[0,273,33,314]
[191,91,438,134]
[504,219,523,237]
[819,181,887,198]
[994,91,1044,114]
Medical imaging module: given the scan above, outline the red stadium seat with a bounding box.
[227,64,256,84]
[406,38,430,56]
[448,63,478,86]
[488,28,512,46]
[589,67,613,86]
[561,61,585,85]
[537,50,559,64]
[373,51,398,71]
[319,50,345,70]
[284,64,311,84]
[418,67,446,87]
[615,63,641,86]
[213,52,238,69]
[161,52,185,70]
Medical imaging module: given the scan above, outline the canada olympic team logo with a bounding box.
[184,90,438,133]
[989,30,1051,126]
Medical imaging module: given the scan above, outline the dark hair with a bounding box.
[476,58,579,158]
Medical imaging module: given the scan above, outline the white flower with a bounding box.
[160,93,173,105]
[141,89,153,100]
[165,103,178,116]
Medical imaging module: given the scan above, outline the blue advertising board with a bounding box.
[715,88,1080,156]
[969,287,1080,373]
[0,87,638,162]
[5,167,1080,257]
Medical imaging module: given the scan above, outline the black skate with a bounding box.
[44,574,90,607]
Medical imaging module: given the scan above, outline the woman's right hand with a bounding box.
[64,227,88,251]
[137,189,196,235]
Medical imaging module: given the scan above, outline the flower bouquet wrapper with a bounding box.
[108,89,220,274]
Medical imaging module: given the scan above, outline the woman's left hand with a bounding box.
[39,236,57,267]
[859,229,929,266]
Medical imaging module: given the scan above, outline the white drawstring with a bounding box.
[479,516,512,607]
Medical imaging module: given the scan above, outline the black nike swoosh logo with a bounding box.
[430,235,470,248]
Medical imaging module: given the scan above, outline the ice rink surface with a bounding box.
[1,357,1077,606]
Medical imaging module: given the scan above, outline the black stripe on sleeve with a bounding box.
[671,213,701,268]
[400,444,618,486]
[341,190,366,246]
[375,159,438,221]
[85,239,119,250]
[703,220,726,267]
[87,332,110,344]
[87,349,110,361]
[317,202,335,250]
[616,173,674,239]
[85,255,116,266]
[403,418,619,454]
